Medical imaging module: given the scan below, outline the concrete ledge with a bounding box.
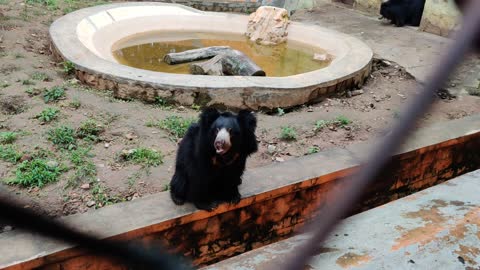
[49,2,373,110]
[204,169,480,269]
[1,114,479,269]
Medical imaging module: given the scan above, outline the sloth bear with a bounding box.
[169,108,258,211]
[380,0,425,27]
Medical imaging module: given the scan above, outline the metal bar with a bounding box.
[0,197,194,270]
[277,1,480,269]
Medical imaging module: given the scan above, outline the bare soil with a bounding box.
[0,0,479,228]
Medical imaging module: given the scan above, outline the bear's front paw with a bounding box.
[228,192,241,205]
[194,201,219,212]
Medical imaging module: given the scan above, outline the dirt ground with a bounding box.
[0,0,479,225]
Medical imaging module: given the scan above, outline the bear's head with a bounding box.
[199,108,258,158]
[379,0,393,20]
[379,0,403,21]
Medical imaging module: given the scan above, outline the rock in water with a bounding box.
[313,53,332,62]
[246,6,290,46]
[163,46,232,65]
[190,49,266,76]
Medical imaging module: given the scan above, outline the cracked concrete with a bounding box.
[204,170,480,270]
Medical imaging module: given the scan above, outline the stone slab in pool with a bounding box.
[49,2,373,110]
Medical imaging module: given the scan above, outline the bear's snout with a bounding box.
[214,128,231,155]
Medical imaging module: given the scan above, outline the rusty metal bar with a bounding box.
[277,1,480,269]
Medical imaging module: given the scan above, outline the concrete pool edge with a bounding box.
[49,2,373,110]
[1,114,479,269]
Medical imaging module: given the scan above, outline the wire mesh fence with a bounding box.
[1,0,479,269]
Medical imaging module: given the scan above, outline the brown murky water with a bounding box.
[112,32,331,77]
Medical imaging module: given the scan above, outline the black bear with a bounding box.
[169,108,258,211]
[380,0,426,27]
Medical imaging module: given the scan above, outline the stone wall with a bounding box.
[137,0,261,13]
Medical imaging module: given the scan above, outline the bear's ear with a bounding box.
[238,110,258,154]
[237,110,257,133]
[199,108,220,128]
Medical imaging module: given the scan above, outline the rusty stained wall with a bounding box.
[37,133,480,270]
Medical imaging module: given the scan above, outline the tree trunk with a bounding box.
[163,46,232,65]
[190,49,266,76]
[189,54,225,76]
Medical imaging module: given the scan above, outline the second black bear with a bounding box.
[380,0,426,27]
[169,108,258,211]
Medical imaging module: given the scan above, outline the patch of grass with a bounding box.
[1,81,10,88]
[36,107,59,123]
[154,97,173,109]
[69,97,81,109]
[150,115,196,139]
[25,87,42,96]
[127,171,142,188]
[14,53,25,59]
[31,147,54,159]
[467,87,480,97]
[314,116,353,133]
[76,119,103,142]
[62,61,75,75]
[90,182,122,209]
[0,132,18,144]
[31,72,50,82]
[64,78,79,87]
[0,145,22,163]
[6,159,62,188]
[191,104,201,111]
[62,0,110,14]
[280,126,297,141]
[306,146,320,155]
[22,79,35,86]
[67,147,96,188]
[277,108,285,116]
[314,120,329,132]
[26,0,58,10]
[47,125,76,150]
[43,86,65,103]
[335,115,352,127]
[121,147,163,167]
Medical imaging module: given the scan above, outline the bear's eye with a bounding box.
[227,128,232,133]
[215,128,220,135]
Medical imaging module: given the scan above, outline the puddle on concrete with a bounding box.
[112,31,331,77]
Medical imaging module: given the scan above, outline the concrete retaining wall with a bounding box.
[1,114,479,270]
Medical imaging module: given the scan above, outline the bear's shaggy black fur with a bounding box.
[380,0,425,27]
[169,108,258,211]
